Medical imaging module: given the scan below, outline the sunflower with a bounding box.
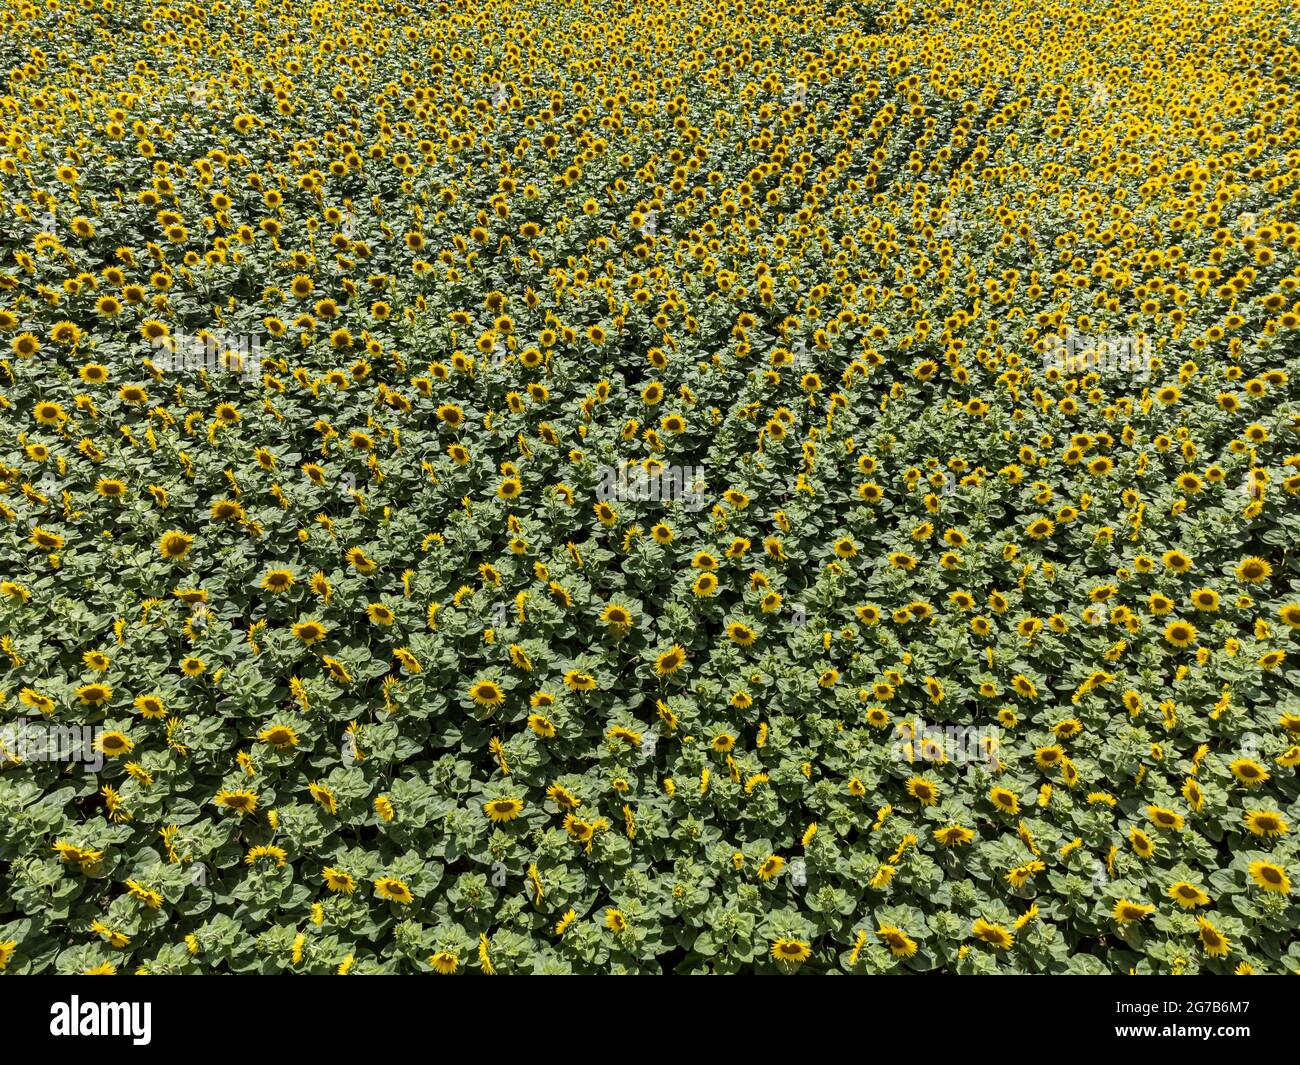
[1006,860,1045,889]
[1235,557,1272,584]
[988,786,1020,814]
[244,844,288,868]
[374,877,414,905]
[1243,810,1289,838]
[725,621,758,646]
[345,547,377,573]
[905,777,939,806]
[545,784,581,811]
[1112,899,1155,924]
[1145,805,1184,832]
[483,797,524,822]
[935,824,975,847]
[563,814,600,844]
[1257,650,1286,671]
[83,649,110,671]
[428,950,459,974]
[17,688,54,714]
[691,572,718,597]
[600,603,635,632]
[711,733,736,753]
[1126,825,1155,859]
[971,918,1014,950]
[365,603,396,626]
[292,620,328,644]
[75,683,112,706]
[322,867,356,894]
[468,679,506,707]
[12,333,40,357]
[875,925,918,958]
[1197,917,1231,958]
[654,644,687,675]
[88,918,131,950]
[1166,881,1210,909]
[1033,745,1063,770]
[29,526,64,551]
[770,938,812,964]
[50,321,82,346]
[33,400,66,426]
[158,530,194,562]
[1247,860,1291,895]
[215,789,259,814]
[562,670,596,692]
[527,714,556,739]
[258,724,300,749]
[133,694,166,719]
[0,584,28,609]
[261,568,296,593]
[1148,593,1175,615]
[209,499,245,522]
[1011,674,1038,698]
[95,731,133,757]
[1228,758,1270,788]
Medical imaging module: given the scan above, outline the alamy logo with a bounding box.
[1042,329,1151,378]
[892,720,1000,767]
[0,718,104,771]
[147,329,262,382]
[595,463,707,511]
[50,997,151,1045]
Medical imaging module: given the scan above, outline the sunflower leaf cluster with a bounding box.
[0,0,1299,975]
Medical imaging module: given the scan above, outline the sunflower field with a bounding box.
[0,0,1298,977]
